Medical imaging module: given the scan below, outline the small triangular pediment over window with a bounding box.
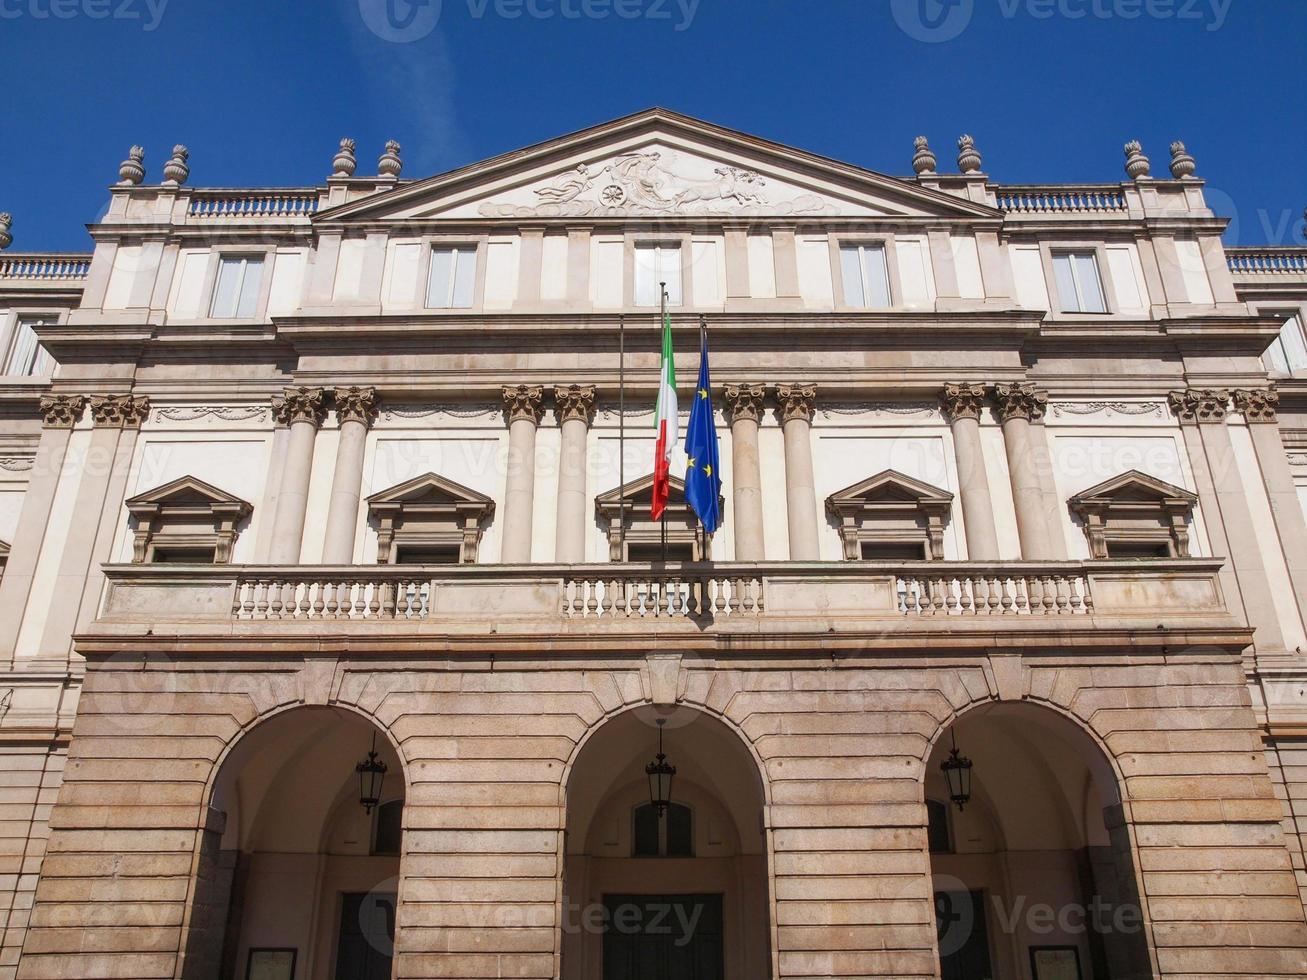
[126,475,252,515]
[595,474,722,561]
[0,539,9,560]
[595,473,688,519]
[1069,470,1197,509]
[367,472,495,516]
[827,470,955,511]
[1068,470,1197,559]
[366,473,494,564]
[825,470,954,561]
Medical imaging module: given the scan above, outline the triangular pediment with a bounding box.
[367,472,494,510]
[318,108,997,224]
[596,473,686,510]
[126,475,251,513]
[1071,470,1197,507]
[0,539,9,559]
[827,469,954,509]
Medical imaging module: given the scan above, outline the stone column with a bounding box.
[0,395,85,663]
[776,383,820,561]
[1170,389,1286,653]
[552,384,595,564]
[941,383,1000,560]
[1232,387,1307,631]
[321,386,379,565]
[268,387,327,565]
[995,382,1056,560]
[501,384,544,564]
[723,383,767,561]
[38,395,149,660]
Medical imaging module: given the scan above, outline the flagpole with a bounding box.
[618,313,626,561]
[660,283,668,564]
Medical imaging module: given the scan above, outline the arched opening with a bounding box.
[926,702,1153,980]
[562,706,772,980]
[180,707,406,980]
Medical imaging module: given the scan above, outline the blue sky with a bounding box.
[2,0,1304,252]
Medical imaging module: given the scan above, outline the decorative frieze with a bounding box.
[502,384,545,425]
[155,406,269,423]
[822,402,938,419]
[993,382,1048,423]
[553,384,596,425]
[333,386,380,427]
[272,387,328,427]
[1168,388,1229,424]
[382,404,501,421]
[1232,387,1279,424]
[0,458,34,472]
[775,383,817,424]
[941,382,988,422]
[39,395,86,429]
[723,383,766,424]
[1050,401,1165,419]
[90,395,150,429]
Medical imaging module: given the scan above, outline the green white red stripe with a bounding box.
[651,304,678,520]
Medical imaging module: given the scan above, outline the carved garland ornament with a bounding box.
[0,458,34,472]
[1051,402,1165,419]
[155,406,270,423]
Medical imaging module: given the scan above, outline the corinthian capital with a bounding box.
[1231,386,1279,424]
[502,384,545,425]
[994,382,1048,423]
[723,383,767,424]
[333,386,380,426]
[90,394,151,429]
[39,394,86,429]
[552,384,596,425]
[273,386,328,427]
[775,383,817,424]
[1168,388,1229,425]
[941,382,988,422]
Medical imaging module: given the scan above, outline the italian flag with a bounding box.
[650,306,678,520]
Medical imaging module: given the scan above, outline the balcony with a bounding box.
[89,559,1242,654]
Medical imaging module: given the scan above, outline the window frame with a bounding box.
[1043,244,1119,316]
[631,801,694,858]
[837,241,894,310]
[0,311,58,377]
[424,243,480,310]
[208,253,268,319]
[1259,307,1307,375]
[632,240,685,308]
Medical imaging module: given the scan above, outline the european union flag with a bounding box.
[684,330,722,534]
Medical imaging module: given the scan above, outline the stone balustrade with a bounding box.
[0,253,91,281]
[1226,246,1307,277]
[187,189,319,219]
[992,184,1128,214]
[94,559,1234,639]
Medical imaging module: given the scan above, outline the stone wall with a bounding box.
[14,646,1307,980]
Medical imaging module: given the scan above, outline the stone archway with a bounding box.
[560,705,773,980]
[925,702,1153,980]
[179,706,407,980]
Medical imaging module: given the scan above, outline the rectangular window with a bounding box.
[426,246,476,309]
[634,244,682,307]
[1052,252,1107,313]
[840,244,891,308]
[1264,314,1307,374]
[3,316,54,377]
[210,256,265,318]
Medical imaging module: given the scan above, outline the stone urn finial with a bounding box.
[118,146,145,186]
[912,136,937,176]
[162,145,190,186]
[378,140,403,178]
[957,134,982,174]
[0,213,11,251]
[1124,140,1151,180]
[333,138,357,177]
[1169,141,1196,179]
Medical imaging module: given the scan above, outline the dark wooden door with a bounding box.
[334,892,395,980]
[935,890,993,980]
[602,894,724,980]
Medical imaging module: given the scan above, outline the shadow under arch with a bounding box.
[924,699,1156,980]
[559,703,775,980]
[178,704,409,980]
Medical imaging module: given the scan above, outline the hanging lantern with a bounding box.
[356,732,387,815]
[645,718,676,814]
[940,728,973,811]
